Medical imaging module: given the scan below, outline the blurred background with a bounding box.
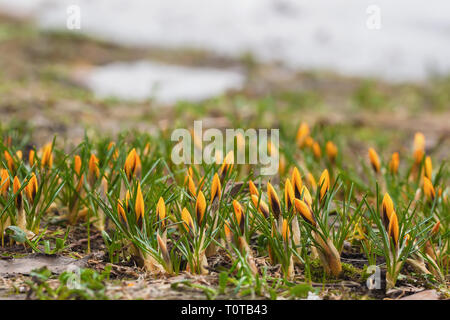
[0,0,448,154]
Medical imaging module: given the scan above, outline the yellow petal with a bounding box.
[294,199,316,226]
[251,195,270,219]
[291,167,303,199]
[156,197,166,227]
[325,141,338,162]
[424,156,432,180]
[368,148,381,173]
[267,182,281,219]
[135,183,145,226]
[181,207,194,232]
[210,173,222,204]
[423,177,435,202]
[248,180,259,197]
[318,169,330,202]
[284,179,295,211]
[388,152,399,174]
[195,191,206,224]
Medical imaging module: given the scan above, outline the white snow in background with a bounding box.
[78,61,244,103]
[1,0,449,82]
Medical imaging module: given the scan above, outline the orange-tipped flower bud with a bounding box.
[219,151,234,180]
[13,176,22,210]
[294,198,316,227]
[281,218,290,242]
[325,141,338,163]
[312,141,322,160]
[284,179,295,212]
[423,177,435,202]
[296,122,310,148]
[28,150,35,167]
[389,152,399,175]
[181,207,194,233]
[88,154,100,187]
[195,191,206,225]
[4,151,14,172]
[74,155,82,176]
[318,169,330,202]
[431,221,440,236]
[424,156,432,180]
[413,132,425,164]
[124,148,142,181]
[248,180,259,197]
[388,211,399,247]
[210,173,222,204]
[304,136,314,148]
[135,183,144,228]
[300,185,313,207]
[156,197,166,228]
[291,167,303,199]
[368,148,381,173]
[267,182,281,220]
[224,221,232,243]
[117,200,127,226]
[187,174,197,197]
[41,143,53,169]
[232,200,245,235]
[143,142,151,156]
[125,190,131,211]
[0,169,10,198]
[381,193,394,230]
[25,173,38,204]
[251,195,270,219]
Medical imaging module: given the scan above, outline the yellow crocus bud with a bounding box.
[424,156,432,180]
[318,169,330,202]
[312,141,322,160]
[251,195,270,219]
[388,152,399,175]
[124,148,142,181]
[284,179,295,212]
[88,154,100,187]
[232,200,245,235]
[413,132,425,164]
[267,182,281,220]
[368,147,381,173]
[248,180,259,197]
[325,141,338,163]
[41,143,53,170]
[296,122,310,148]
[156,197,166,228]
[25,173,38,204]
[181,207,194,233]
[423,177,435,202]
[135,183,145,228]
[291,167,303,199]
[210,173,222,204]
[294,199,316,227]
[195,191,206,225]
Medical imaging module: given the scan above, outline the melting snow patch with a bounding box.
[78,61,245,103]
